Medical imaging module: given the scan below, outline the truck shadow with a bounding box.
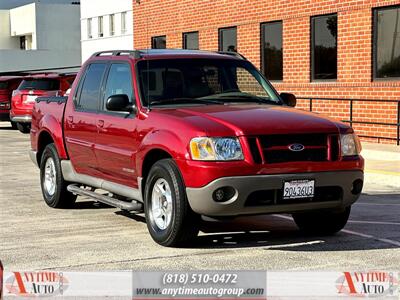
[115,192,400,251]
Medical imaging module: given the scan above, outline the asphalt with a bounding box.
[0,121,399,271]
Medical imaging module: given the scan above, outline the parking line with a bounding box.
[342,229,400,247]
[365,169,400,176]
[273,214,400,247]
[355,203,400,206]
[348,220,400,226]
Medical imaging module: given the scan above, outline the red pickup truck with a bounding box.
[0,76,23,128]
[10,73,76,133]
[30,50,364,246]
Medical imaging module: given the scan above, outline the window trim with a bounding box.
[373,5,400,81]
[218,26,237,52]
[260,20,284,82]
[182,31,199,50]
[310,13,338,82]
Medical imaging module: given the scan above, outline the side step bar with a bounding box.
[67,184,143,212]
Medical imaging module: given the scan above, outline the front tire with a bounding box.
[40,143,77,208]
[144,159,200,247]
[11,121,17,129]
[292,207,351,235]
[16,122,30,133]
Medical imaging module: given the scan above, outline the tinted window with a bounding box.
[374,6,400,79]
[137,59,280,106]
[104,64,133,110]
[77,63,107,111]
[183,32,199,50]
[152,36,166,49]
[262,21,283,81]
[0,82,8,89]
[19,79,60,91]
[312,14,337,80]
[219,27,237,52]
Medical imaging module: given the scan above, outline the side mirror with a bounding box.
[280,93,297,107]
[106,94,136,113]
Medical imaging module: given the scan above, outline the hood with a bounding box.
[153,104,348,136]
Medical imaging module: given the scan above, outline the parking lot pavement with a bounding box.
[0,121,399,271]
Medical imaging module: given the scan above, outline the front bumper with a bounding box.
[186,170,363,216]
[10,115,32,123]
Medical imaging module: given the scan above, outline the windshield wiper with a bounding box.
[149,98,224,106]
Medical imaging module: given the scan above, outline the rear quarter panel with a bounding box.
[31,100,68,159]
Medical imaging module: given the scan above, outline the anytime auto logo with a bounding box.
[336,271,398,297]
[4,271,69,297]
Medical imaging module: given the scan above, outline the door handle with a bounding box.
[97,120,104,128]
[67,116,73,124]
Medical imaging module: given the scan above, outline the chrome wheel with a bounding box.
[44,157,56,196]
[150,178,173,230]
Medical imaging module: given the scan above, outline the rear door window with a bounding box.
[76,63,107,111]
[0,82,8,89]
[19,79,60,91]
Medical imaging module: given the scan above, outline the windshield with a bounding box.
[137,58,281,106]
[18,79,60,91]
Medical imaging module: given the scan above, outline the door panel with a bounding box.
[64,63,107,176]
[95,63,139,188]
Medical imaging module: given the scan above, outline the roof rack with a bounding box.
[217,51,247,60]
[91,50,142,59]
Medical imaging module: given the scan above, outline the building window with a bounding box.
[261,21,283,81]
[121,12,127,34]
[98,16,104,37]
[219,27,237,52]
[311,14,337,80]
[183,31,199,50]
[152,35,166,49]
[109,14,115,36]
[87,18,92,39]
[374,6,400,79]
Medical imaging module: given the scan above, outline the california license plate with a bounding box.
[283,180,315,199]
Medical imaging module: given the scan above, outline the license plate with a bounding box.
[283,180,315,199]
[25,95,37,103]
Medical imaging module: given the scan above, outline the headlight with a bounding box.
[190,137,244,161]
[341,133,361,156]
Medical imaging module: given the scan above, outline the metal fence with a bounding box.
[297,97,400,145]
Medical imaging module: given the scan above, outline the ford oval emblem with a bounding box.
[288,143,305,152]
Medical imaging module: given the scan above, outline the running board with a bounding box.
[67,184,143,212]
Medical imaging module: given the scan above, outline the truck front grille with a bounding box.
[247,133,339,164]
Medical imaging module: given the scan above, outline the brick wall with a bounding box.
[133,0,400,144]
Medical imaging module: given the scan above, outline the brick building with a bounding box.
[133,1,400,144]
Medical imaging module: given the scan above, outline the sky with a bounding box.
[0,0,76,9]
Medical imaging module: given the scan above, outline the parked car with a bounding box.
[0,76,23,128]
[10,73,76,133]
[30,50,364,247]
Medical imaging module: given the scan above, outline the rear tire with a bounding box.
[40,143,77,208]
[144,159,200,247]
[292,207,351,235]
[16,122,30,133]
[11,121,17,129]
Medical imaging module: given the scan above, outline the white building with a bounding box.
[0,1,81,73]
[80,0,133,62]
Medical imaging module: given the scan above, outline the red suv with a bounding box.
[0,76,23,128]
[10,73,76,133]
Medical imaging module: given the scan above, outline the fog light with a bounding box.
[352,179,363,195]
[212,186,236,202]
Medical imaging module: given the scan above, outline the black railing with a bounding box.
[297,97,400,145]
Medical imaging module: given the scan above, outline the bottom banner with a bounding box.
[0,266,398,299]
